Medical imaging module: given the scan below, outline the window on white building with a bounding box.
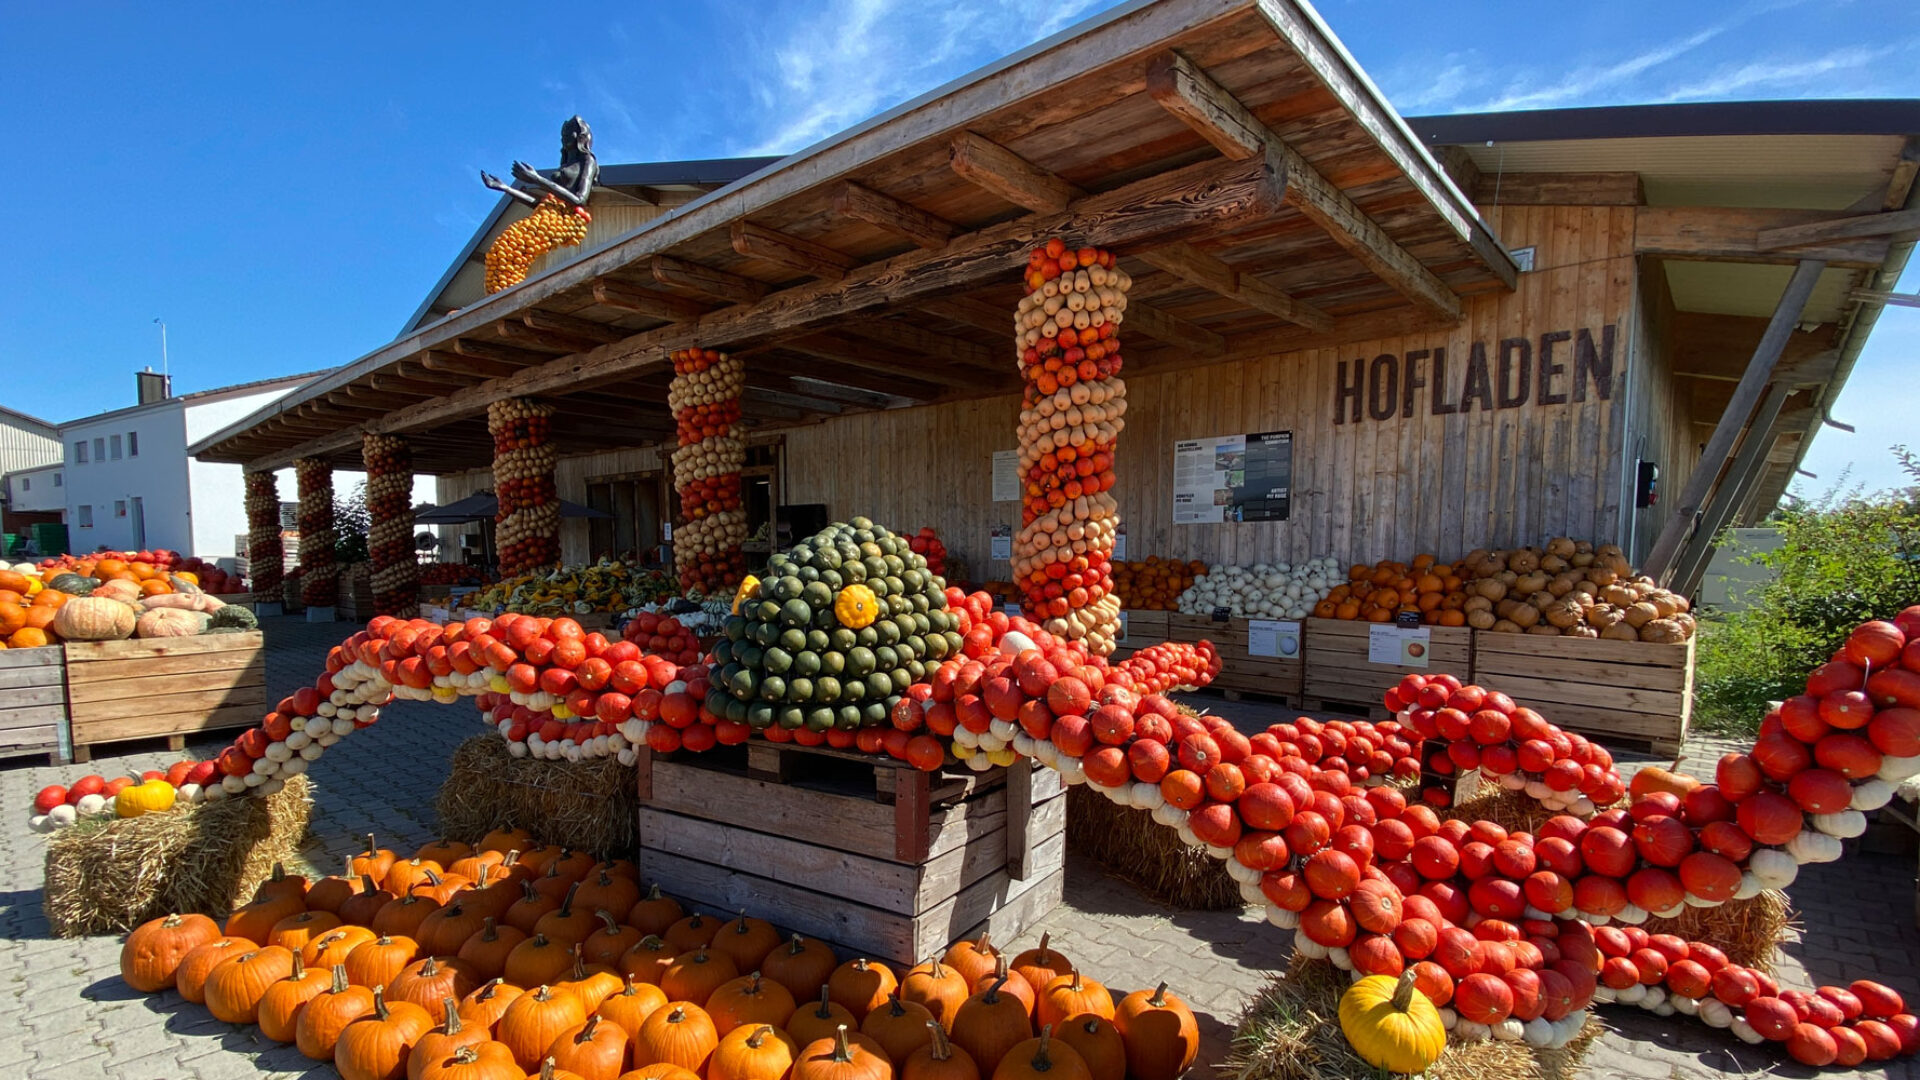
[93,437,105,460]
[78,505,94,528]
[110,435,122,460]
[128,431,139,456]
[18,478,27,492]
[53,473,61,487]
[74,442,88,463]
[115,500,127,518]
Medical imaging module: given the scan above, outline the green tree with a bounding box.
[1693,451,1920,734]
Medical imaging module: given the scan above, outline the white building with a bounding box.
[0,406,63,544]
[59,371,432,560]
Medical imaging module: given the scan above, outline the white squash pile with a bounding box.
[668,347,748,597]
[294,457,337,608]
[361,433,418,617]
[488,398,560,575]
[1175,557,1341,620]
[244,472,284,603]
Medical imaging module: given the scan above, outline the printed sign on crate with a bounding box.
[1367,624,1431,668]
[1247,619,1301,658]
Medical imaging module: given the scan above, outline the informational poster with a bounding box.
[1113,528,1127,562]
[989,524,1012,561]
[991,450,1021,502]
[1115,610,1129,643]
[1173,431,1292,523]
[1368,624,1431,668]
[1247,619,1301,658]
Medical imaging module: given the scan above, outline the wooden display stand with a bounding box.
[637,742,1065,966]
[1161,613,1304,704]
[64,633,267,762]
[1109,610,1168,660]
[1472,632,1693,754]
[1302,618,1472,717]
[337,572,375,623]
[0,646,68,764]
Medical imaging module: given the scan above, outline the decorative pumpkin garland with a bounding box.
[483,194,592,294]
[362,434,419,618]
[1012,239,1128,655]
[668,348,748,598]
[488,398,559,577]
[294,458,337,608]
[244,471,284,605]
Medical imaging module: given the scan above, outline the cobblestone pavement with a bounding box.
[0,617,1914,1078]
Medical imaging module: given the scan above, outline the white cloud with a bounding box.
[1477,23,1727,111]
[1657,43,1905,101]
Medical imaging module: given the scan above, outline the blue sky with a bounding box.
[1,0,1915,496]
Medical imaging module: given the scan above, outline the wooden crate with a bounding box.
[1471,632,1694,753]
[1163,614,1303,702]
[637,742,1065,966]
[1109,609,1169,660]
[337,573,375,623]
[64,632,267,762]
[0,646,68,764]
[1302,618,1472,715]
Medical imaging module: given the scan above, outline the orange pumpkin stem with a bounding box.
[1031,1026,1056,1071]
[330,964,350,994]
[453,1047,480,1064]
[814,985,835,1018]
[927,1020,954,1061]
[831,1024,855,1063]
[289,953,306,980]
[441,998,463,1033]
[577,1013,600,1042]
[372,986,391,1021]
[596,910,620,934]
[1148,982,1168,1007]
[1390,969,1419,1012]
[748,1025,773,1049]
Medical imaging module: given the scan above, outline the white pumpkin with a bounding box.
[1850,778,1895,810]
[1878,754,1920,781]
[1811,809,1867,838]
[1788,829,1844,863]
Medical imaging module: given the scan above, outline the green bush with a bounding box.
[1693,451,1920,735]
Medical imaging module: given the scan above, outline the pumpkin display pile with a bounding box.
[364,433,421,618]
[30,767,192,831]
[485,193,592,293]
[114,836,1203,1080]
[668,348,748,598]
[1011,239,1128,656]
[247,471,287,603]
[35,549,244,596]
[906,528,949,579]
[1173,559,1338,621]
[298,457,340,608]
[1111,559,1205,613]
[621,610,706,667]
[491,399,562,576]
[0,562,257,649]
[469,561,678,619]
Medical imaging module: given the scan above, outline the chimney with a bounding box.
[136,368,172,405]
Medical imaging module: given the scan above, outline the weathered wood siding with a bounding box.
[1619,257,1697,565]
[437,444,664,566]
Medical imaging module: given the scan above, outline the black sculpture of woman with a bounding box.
[479,116,600,293]
[481,114,599,209]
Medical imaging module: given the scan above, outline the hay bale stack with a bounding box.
[436,734,637,857]
[44,775,313,938]
[1641,888,1791,973]
[1065,784,1242,910]
[1228,954,1600,1080]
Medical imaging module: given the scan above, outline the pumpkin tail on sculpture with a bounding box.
[484,196,591,294]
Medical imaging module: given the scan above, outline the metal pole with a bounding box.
[153,318,169,380]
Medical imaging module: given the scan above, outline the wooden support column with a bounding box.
[1668,386,1795,598]
[244,471,284,609]
[1643,259,1827,585]
[294,457,337,613]
[362,433,419,618]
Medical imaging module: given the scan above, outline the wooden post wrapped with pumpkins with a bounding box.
[669,347,748,598]
[362,434,419,619]
[1012,239,1127,655]
[294,458,337,611]
[245,471,284,608]
[489,398,560,576]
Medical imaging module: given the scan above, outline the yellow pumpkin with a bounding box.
[1338,970,1445,1075]
[116,780,178,818]
[833,585,879,630]
[732,576,760,616]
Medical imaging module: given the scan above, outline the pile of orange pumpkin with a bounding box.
[120,829,1202,1080]
[1109,560,1206,613]
[1,557,235,649]
[1314,557,1470,627]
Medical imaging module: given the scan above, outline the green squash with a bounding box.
[48,572,97,596]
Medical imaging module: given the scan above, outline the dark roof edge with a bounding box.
[0,404,59,437]
[1406,99,1920,146]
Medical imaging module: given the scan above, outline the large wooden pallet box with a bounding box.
[64,632,267,762]
[1109,609,1169,660]
[1302,618,1472,715]
[337,574,376,623]
[637,742,1065,967]
[1471,632,1693,753]
[0,646,68,764]
[1166,614,1304,702]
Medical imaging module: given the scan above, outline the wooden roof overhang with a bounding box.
[192,0,1515,475]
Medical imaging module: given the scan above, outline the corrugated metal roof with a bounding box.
[1408,100,1920,142]
[1664,261,1862,322]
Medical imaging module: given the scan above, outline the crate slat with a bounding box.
[68,663,266,705]
[65,633,266,759]
[0,645,64,670]
[62,631,264,661]
[65,647,262,684]
[1470,631,1693,751]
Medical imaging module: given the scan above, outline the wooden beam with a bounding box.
[522,309,628,344]
[1472,172,1644,206]
[1144,50,1463,321]
[730,220,857,280]
[1134,241,1333,332]
[1754,206,1920,251]
[784,334,978,388]
[1671,382,1796,596]
[948,131,1079,213]
[919,297,1012,337]
[592,281,709,321]
[1121,301,1224,356]
[1635,207,1892,268]
[1436,146,1481,202]
[1643,259,1827,585]
[649,255,768,305]
[422,350,518,379]
[833,182,955,249]
[394,361,479,386]
[1884,136,1920,212]
[452,338,550,366]
[225,152,1284,471]
[368,375,450,397]
[493,320,597,354]
[843,320,999,369]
